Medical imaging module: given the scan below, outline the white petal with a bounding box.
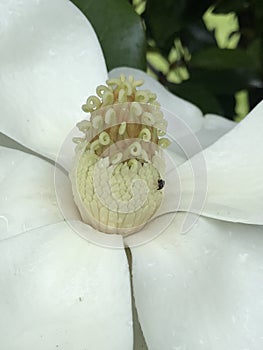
[176,100,263,224]
[195,113,236,150]
[108,67,204,133]
[0,222,133,350]
[131,213,263,350]
[163,113,235,167]
[0,147,66,240]
[0,0,107,161]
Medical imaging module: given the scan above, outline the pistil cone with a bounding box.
[70,75,170,235]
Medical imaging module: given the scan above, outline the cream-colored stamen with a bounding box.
[129,141,142,157]
[99,131,110,145]
[139,128,151,142]
[118,122,127,135]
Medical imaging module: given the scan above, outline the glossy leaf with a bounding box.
[71,0,146,70]
[190,47,261,70]
[144,0,213,53]
[168,81,223,115]
[144,0,183,53]
[189,68,254,94]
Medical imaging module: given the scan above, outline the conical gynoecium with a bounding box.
[70,75,170,235]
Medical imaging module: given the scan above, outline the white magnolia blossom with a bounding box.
[0,1,263,350]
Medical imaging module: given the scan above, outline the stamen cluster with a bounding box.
[70,75,170,235]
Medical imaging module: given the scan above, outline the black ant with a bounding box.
[157,179,165,190]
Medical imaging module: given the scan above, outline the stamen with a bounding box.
[99,131,111,146]
[76,120,91,132]
[155,119,168,132]
[118,122,127,135]
[92,115,103,130]
[139,128,151,142]
[96,85,112,97]
[83,96,101,112]
[111,152,123,164]
[141,149,149,161]
[158,138,171,148]
[128,158,138,170]
[135,90,149,103]
[123,81,133,96]
[118,88,127,103]
[142,112,155,126]
[102,91,114,106]
[105,108,117,125]
[72,137,85,144]
[106,78,120,87]
[90,140,101,152]
[129,141,142,156]
[132,79,144,88]
[130,102,142,117]
[157,129,166,137]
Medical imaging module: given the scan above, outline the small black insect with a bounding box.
[157,179,165,190]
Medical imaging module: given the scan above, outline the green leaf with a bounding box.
[144,0,183,53]
[144,0,213,54]
[71,0,147,71]
[190,47,261,70]
[189,68,254,94]
[167,81,223,115]
[213,0,249,14]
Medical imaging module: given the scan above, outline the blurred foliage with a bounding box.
[139,0,263,119]
[72,0,263,120]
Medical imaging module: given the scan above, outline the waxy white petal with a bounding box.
[131,213,263,350]
[0,147,65,240]
[0,0,107,161]
[195,113,235,150]
[0,222,133,350]
[177,100,263,224]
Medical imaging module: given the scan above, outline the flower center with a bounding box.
[70,75,170,235]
